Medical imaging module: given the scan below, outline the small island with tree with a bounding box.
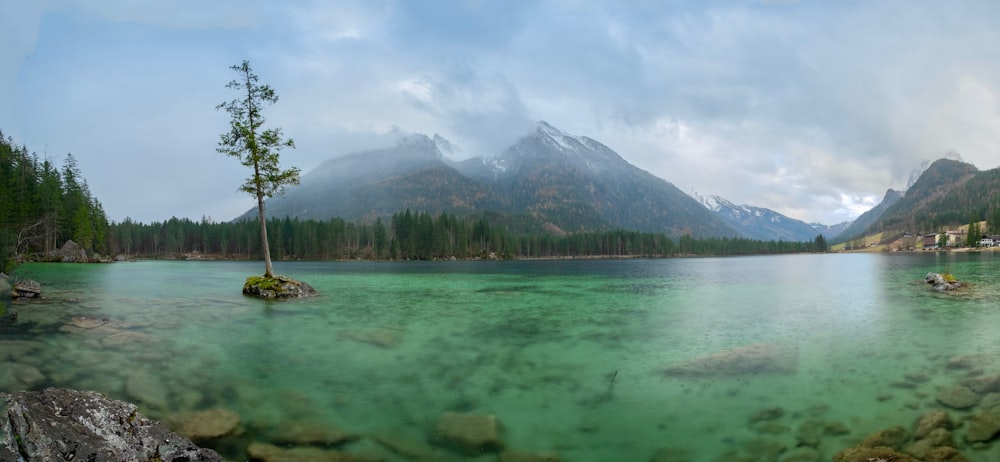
[215,60,315,299]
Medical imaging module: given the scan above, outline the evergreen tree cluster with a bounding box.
[2,130,825,266]
[1,132,109,272]
[106,210,826,261]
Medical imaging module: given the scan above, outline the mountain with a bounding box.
[870,158,988,235]
[810,221,851,240]
[243,134,490,222]
[248,121,737,237]
[689,192,833,242]
[832,188,904,243]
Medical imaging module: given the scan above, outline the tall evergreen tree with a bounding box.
[216,60,300,278]
[966,214,981,247]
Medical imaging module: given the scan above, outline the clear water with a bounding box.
[4,253,1000,461]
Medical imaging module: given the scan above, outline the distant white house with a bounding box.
[979,235,1000,247]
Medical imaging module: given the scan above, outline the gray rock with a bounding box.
[664,342,798,376]
[12,279,41,299]
[925,272,963,292]
[0,388,222,462]
[50,239,89,263]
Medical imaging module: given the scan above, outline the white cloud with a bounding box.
[4,0,1000,225]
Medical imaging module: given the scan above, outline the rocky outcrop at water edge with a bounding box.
[0,388,223,461]
[12,278,41,299]
[49,239,89,263]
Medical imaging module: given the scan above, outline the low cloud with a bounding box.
[4,1,1000,224]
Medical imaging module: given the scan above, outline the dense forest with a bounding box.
[0,131,110,273]
[3,131,826,270]
[870,160,1000,238]
[107,212,827,261]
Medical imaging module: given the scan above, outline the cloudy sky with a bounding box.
[3,1,1000,225]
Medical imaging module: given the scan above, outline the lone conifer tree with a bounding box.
[217,60,300,278]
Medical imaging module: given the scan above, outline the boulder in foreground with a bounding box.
[1,388,223,462]
[664,341,799,377]
[243,275,317,299]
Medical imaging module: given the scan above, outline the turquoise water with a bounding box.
[4,253,1000,460]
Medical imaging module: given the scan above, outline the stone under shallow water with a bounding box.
[11,255,1000,461]
[663,341,799,376]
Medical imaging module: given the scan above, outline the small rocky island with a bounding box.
[924,272,965,292]
[243,274,317,299]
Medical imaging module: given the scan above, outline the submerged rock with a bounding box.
[125,370,170,409]
[905,428,955,459]
[936,385,980,409]
[860,426,909,450]
[0,388,222,461]
[0,361,46,389]
[964,412,1000,443]
[169,408,242,442]
[833,446,917,462]
[243,274,317,299]
[430,411,504,456]
[0,339,46,361]
[663,342,798,377]
[914,410,954,439]
[498,449,561,462]
[268,420,360,446]
[245,442,363,462]
[342,328,403,348]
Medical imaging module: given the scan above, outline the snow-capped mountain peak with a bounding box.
[687,190,842,241]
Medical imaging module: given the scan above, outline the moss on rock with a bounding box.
[243,275,317,299]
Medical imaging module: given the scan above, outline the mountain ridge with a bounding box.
[248,121,738,238]
[688,191,841,242]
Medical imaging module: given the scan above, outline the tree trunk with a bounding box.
[257,192,273,278]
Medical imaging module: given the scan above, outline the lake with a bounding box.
[4,253,1000,461]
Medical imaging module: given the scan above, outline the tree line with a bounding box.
[1,131,110,273]
[3,130,826,268]
[106,210,828,261]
